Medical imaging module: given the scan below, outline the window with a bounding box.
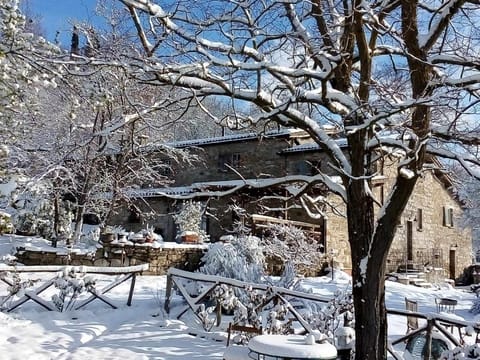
[231,153,241,167]
[443,206,454,227]
[295,160,310,175]
[416,208,423,231]
[407,221,413,261]
[295,160,322,176]
[218,153,241,172]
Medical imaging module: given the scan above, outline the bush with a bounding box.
[0,211,13,234]
[199,235,265,283]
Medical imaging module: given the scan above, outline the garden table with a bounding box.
[248,334,337,359]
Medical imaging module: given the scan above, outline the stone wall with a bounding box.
[15,244,207,275]
[173,136,292,185]
[387,170,472,280]
[14,243,328,278]
[324,162,472,280]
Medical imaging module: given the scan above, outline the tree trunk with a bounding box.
[53,194,59,247]
[346,177,389,360]
[350,232,389,360]
[347,173,420,359]
[72,202,85,246]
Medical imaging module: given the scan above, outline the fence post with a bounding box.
[425,319,434,360]
[216,300,222,326]
[164,274,173,313]
[127,273,136,306]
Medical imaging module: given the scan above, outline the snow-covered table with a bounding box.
[248,334,337,359]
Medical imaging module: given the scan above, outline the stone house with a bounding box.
[110,129,472,280]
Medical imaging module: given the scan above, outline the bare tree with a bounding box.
[109,0,480,358]
[2,2,200,244]
[19,0,45,37]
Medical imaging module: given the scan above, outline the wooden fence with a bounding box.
[386,308,480,359]
[165,267,331,333]
[166,268,480,359]
[0,264,149,312]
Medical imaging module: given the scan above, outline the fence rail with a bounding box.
[166,268,480,359]
[386,308,480,359]
[165,267,331,333]
[0,264,149,312]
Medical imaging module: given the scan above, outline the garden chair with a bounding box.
[223,323,262,360]
[405,298,419,333]
[435,298,457,313]
[435,298,459,336]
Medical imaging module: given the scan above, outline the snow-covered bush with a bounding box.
[227,201,251,235]
[199,235,265,283]
[10,180,73,242]
[0,272,39,310]
[440,344,480,359]
[303,287,354,338]
[195,303,217,331]
[261,223,324,274]
[212,283,237,312]
[52,268,96,312]
[172,201,209,242]
[12,192,54,238]
[230,285,294,335]
[0,211,13,234]
[266,261,302,290]
[265,301,293,335]
[231,285,265,331]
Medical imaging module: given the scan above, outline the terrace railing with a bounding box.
[386,308,480,359]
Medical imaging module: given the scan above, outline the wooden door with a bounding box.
[407,221,413,262]
[449,248,456,280]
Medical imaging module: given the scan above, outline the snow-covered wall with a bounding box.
[15,244,206,275]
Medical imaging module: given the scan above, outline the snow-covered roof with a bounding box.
[126,176,334,199]
[127,180,261,198]
[126,186,196,197]
[169,128,306,148]
[280,138,348,154]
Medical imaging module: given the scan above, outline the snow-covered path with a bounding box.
[0,236,478,359]
[0,280,226,360]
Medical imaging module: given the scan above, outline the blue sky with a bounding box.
[29,0,101,47]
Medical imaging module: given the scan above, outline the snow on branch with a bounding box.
[419,0,466,51]
[127,174,347,202]
[120,0,262,60]
[426,146,480,180]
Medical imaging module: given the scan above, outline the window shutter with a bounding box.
[442,206,447,227]
[322,217,328,251]
[417,208,423,231]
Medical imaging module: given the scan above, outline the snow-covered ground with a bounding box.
[0,234,478,359]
